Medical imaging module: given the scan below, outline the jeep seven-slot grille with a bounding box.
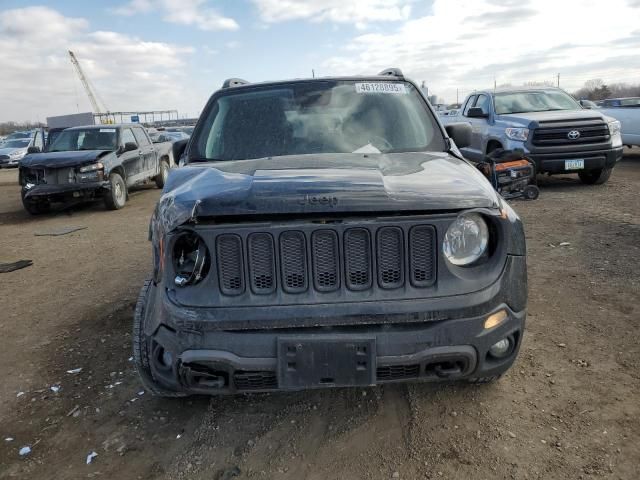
[214,225,436,296]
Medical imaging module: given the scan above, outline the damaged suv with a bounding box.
[134,69,528,396]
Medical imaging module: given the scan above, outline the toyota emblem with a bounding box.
[567,130,581,140]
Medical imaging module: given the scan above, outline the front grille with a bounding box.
[247,233,276,294]
[344,228,372,290]
[531,119,610,147]
[377,227,404,289]
[216,234,244,295]
[234,371,277,390]
[377,364,420,381]
[0,155,9,161]
[312,230,340,292]
[211,223,437,297]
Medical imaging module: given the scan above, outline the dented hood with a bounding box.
[20,150,113,169]
[154,152,500,234]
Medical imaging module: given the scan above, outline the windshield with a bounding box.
[3,139,30,148]
[49,128,118,152]
[191,80,444,161]
[495,90,581,114]
[6,132,32,140]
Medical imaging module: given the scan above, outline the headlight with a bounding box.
[443,213,489,266]
[173,232,210,287]
[505,127,529,141]
[10,150,26,159]
[79,162,104,173]
[608,120,622,148]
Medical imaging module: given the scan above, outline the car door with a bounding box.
[119,128,142,186]
[132,127,157,178]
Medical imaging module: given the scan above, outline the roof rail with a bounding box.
[378,68,404,79]
[222,78,250,88]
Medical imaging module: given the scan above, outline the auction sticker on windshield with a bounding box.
[355,83,407,94]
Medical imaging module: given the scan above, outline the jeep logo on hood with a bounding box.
[298,194,338,207]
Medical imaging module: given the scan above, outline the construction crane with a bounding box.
[68,50,108,115]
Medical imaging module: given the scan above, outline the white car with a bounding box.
[597,98,640,147]
[0,138,32,168]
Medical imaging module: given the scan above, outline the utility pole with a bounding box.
[456,88,459,104]
[557,73,560,87]
[312,69,315,78]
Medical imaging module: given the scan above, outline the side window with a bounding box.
[132,128,151,146]
[34,131,44,149]
[463,95,477,116]
[121,128,137,147]
[474,94,490,114]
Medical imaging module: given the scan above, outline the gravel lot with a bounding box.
[1,151,638,479]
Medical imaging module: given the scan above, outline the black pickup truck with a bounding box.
[19,124,172,214]
[134,69,528,396]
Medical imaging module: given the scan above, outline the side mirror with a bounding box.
[466,107,488,118]
[27,146,41,154]
[123,142,138,153]
[445,123,472,149]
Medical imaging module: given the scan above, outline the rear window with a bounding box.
[191,80,445,161]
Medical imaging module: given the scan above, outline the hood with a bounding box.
[19,150,112,168]
[155,152,500,233]
[497,108,606,126]
[0,146,27,156]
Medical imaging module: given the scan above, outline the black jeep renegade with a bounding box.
[134,69,527,396]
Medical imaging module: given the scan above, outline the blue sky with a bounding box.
[0,0,639,122]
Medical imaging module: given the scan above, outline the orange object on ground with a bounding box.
[495,159,531,171]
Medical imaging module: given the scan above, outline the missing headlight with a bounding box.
[173,232,210,287]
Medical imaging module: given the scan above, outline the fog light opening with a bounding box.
[489,336,513,359]
[484,309,508,330]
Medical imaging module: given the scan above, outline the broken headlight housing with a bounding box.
[173,232,210,287]
[443,213,489,266]
[79,162,104,173]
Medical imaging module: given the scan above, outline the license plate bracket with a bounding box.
[277,337,376,389]
[565,159,584,170]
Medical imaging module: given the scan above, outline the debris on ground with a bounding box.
[19,446,31,456]
[5,437,14,442]
[0,260,33,273]
[16,391,24,398]
[559,242,571,246]
[50,385,61,393]
[34,226,87,236]
[66,368,82,374]
[86,451,98,464]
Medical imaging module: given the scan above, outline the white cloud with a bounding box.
[0,6,201,122]
[112,0,239,31]
[252,0,412,25]
[320,0,640,103]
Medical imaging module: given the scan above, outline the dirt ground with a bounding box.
[1,151,639,480]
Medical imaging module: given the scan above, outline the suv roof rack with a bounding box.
[222,78,250,89]
[378,68,404,79]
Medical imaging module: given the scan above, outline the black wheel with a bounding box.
[21,191,50,215]
[104,172,127,210]
[133,280,188,397]
[578,167,612,185]
[467,375,502,385]
[524,185,540,200]
[155,159,169,189]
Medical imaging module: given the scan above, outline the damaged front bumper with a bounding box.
[22,180,110,202]
[142,255,527,394]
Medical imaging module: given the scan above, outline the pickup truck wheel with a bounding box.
[155,159,169,189]
[21,192,50,215]
[104,172,127,210]
[133,279,188,397]
[578,167,613,185]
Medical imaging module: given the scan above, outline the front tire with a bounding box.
[578,167,612,185]
[104,172,127,210]
[21,191,50,215]
[155,159,169,189]
[133,280,188,397]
